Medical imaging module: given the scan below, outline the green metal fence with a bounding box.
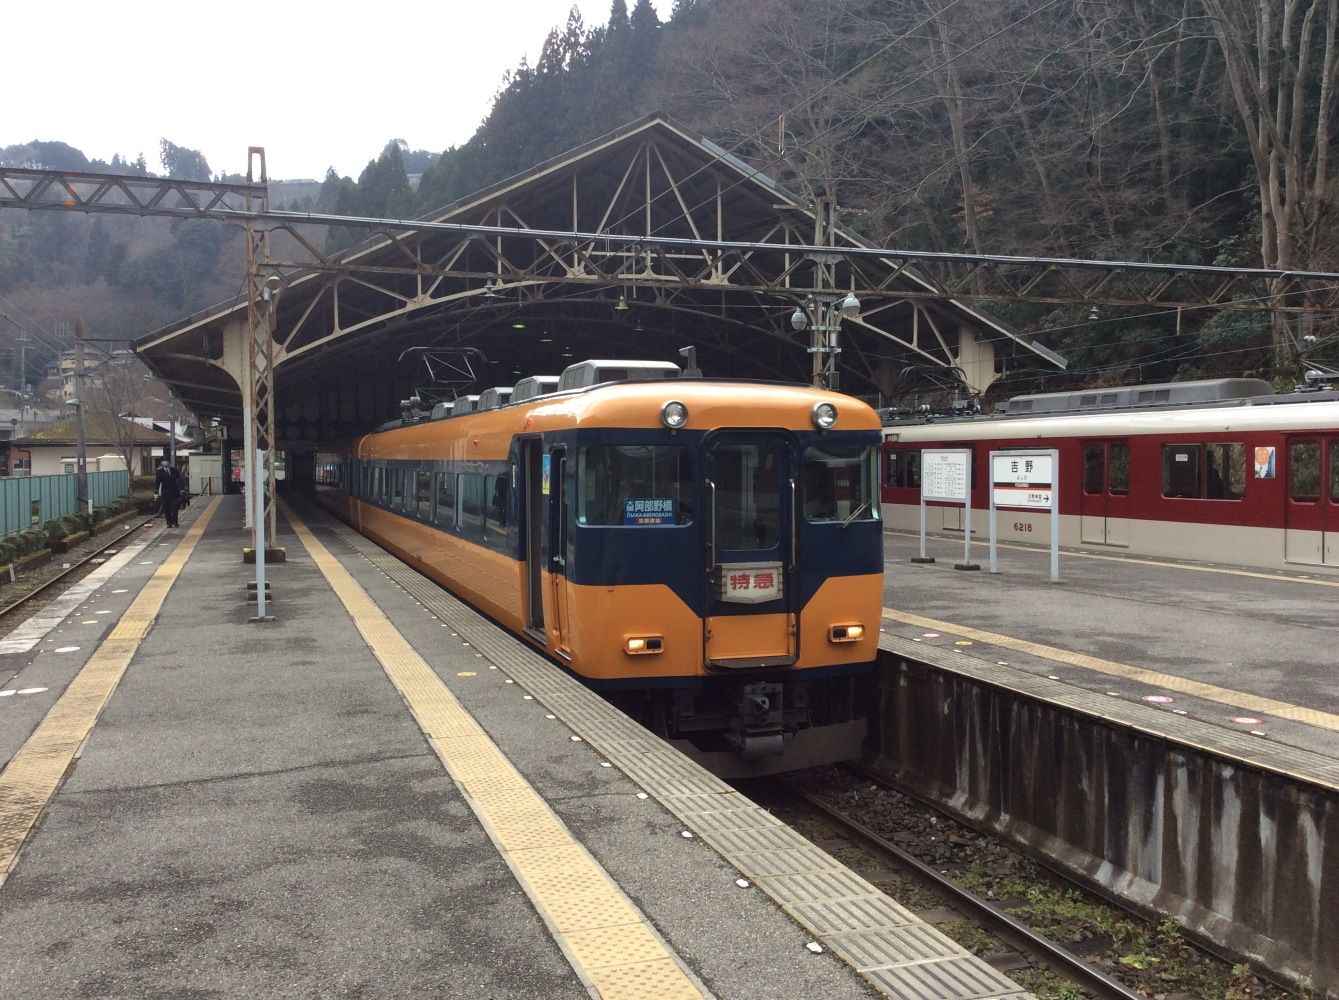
[1,471,130,538]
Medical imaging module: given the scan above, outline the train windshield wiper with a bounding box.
[842,500,871,528]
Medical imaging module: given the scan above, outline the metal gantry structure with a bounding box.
[7,163,1339,314]
[5,153,1339,545]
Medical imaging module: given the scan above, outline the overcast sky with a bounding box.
[5,0,674,182]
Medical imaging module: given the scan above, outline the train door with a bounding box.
[1080,441,1131,546]
[521,439,544,637]
[547,447,572,655]
[1284,437,1339,566]
[703,432,796,668]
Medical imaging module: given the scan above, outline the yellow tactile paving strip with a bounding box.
[281,501,709,1000]
[0,497,222,886]
[883,606,1339,732]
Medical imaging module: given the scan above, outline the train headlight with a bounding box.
[625,635,664,654]
[829,624,864,643]
[661,400,689,429]
[812,401,838,430]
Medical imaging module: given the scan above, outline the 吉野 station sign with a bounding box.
[991,452,1055,509]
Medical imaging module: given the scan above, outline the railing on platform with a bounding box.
[1,470,130,537]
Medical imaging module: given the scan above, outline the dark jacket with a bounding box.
[155,465,181,500]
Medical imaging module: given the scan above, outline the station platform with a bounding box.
[880,529,1339,785]
[0,494,1026,1000]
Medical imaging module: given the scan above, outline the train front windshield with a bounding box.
[802,442,881,523]
[577,444,694,526]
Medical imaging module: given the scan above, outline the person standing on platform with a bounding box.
[155,459,182,528]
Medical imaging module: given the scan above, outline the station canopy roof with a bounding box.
[137,115,1062,443]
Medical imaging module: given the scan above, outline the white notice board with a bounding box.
[991,452,1055,509]
[921,449,971,503]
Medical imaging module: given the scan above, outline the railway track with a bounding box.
[776,776,1143,1000]
[0,517,155,626]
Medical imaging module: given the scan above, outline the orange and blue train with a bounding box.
[314,362,883,775]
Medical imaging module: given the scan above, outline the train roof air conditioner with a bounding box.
[558,359,680,391]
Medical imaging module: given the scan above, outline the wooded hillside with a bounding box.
[3,0,1336,400]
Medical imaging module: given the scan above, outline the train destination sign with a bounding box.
[991,453,1055,510]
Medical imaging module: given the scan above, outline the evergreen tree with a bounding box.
[83,218,110,284]
[159,140,212,181]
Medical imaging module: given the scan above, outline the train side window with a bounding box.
[885,449,921,489]
[1109,445,1129,495]
[804,444,879,522]
[1161,445,1201,498]
[436,471,456,527]
[577,444,692,526]
[1204,443,1245,500]
[487,473,509,531]
[1331,441,1339,502]
[391,469,405,509]
[1290,442,1320,501]
[416,471,432,518]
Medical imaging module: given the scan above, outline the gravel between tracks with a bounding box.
[0,518,152,630]
[787,766,1297,1000]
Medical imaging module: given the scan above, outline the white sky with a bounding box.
[5,0,674,182]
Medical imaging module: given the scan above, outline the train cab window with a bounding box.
[577,444,692,526]
[884,449,921,489]
[415,471,432,518]
[1291,442,1321,501]
[436,472,456,527]
[804,444,880,523]
[713,443,782,549]
[1161,445,1201,498]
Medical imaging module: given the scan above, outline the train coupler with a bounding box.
[725,682,790,759]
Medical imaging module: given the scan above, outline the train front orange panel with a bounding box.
[797,574,882,668]
[549,580,705,682]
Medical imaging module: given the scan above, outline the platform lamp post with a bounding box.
[790,290,861,391]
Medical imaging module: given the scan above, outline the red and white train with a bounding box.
[880,377,1339,572]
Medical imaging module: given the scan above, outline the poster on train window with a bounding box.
[1253,446,1276,479]
[920,449,971,503]
[991,453,1055,509]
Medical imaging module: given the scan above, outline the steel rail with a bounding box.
[0,516,155,622]
[784,781,1146,1000]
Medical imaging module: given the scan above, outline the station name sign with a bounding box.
[991,453,1055,509]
